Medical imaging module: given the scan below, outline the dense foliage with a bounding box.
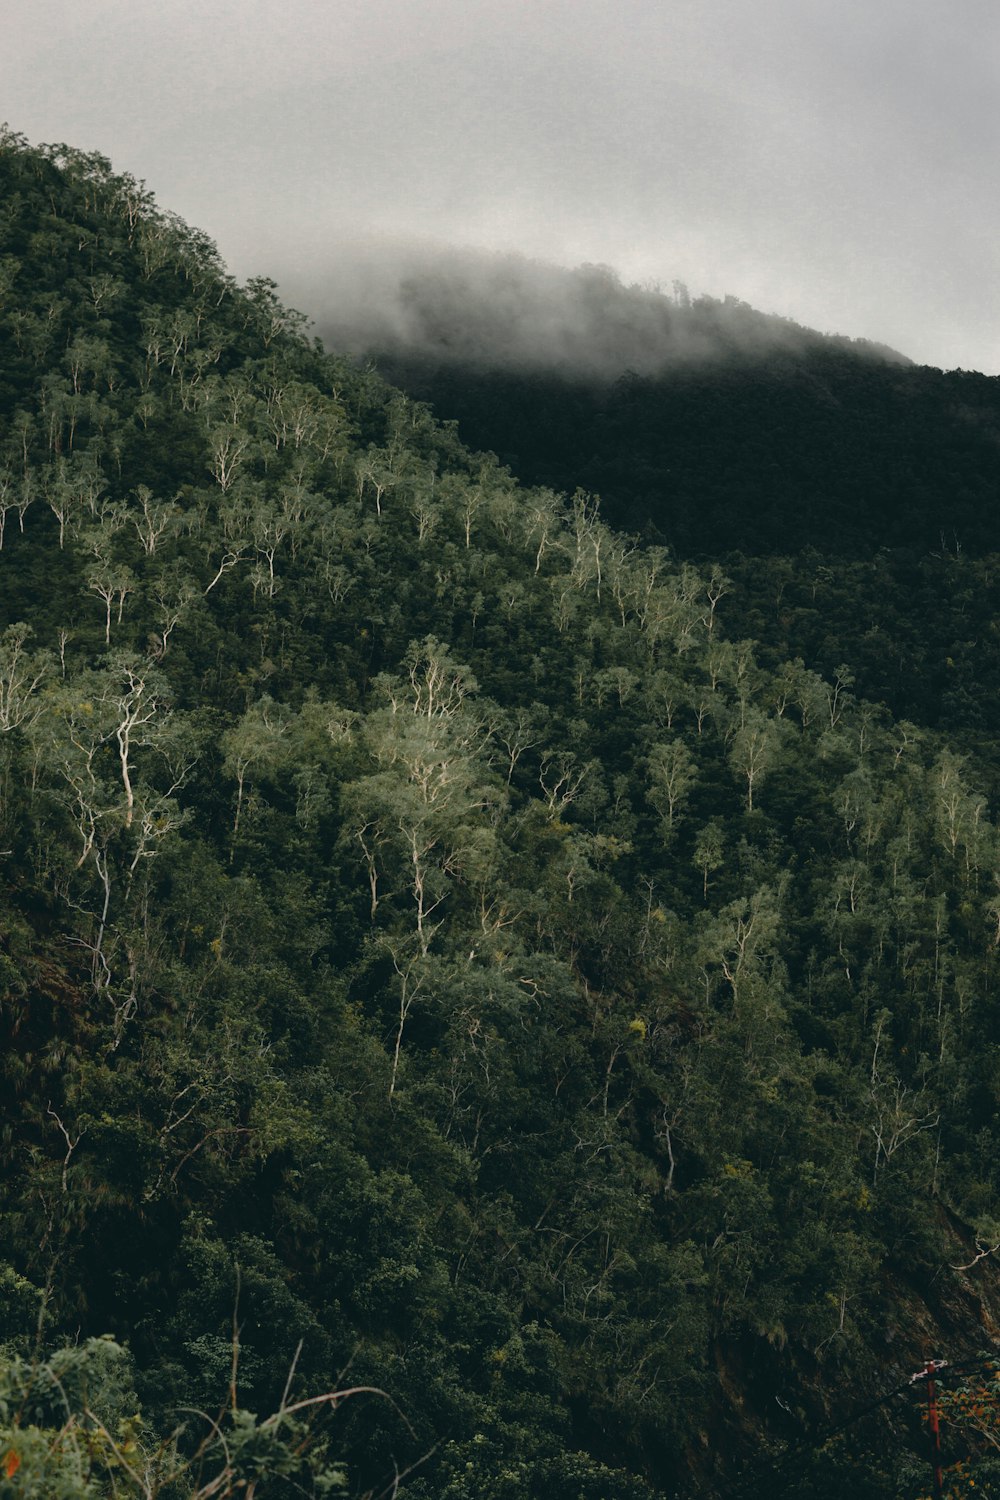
[2,128,1000,1496]
[373,290,1000,756]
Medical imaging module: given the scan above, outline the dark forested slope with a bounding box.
[375,349,997,559]
[3,131,1000,1498]
[344,259,1000,747]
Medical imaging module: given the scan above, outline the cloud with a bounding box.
[291,240,908,381]
[2,0,999,371]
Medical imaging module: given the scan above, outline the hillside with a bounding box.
[3,129,1000,1498]
[334,255,1000,752]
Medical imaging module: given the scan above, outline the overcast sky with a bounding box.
[5,0,1000,372]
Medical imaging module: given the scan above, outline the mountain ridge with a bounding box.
[3,127,1000,1498]
[335,252,1000,758]
[305,243,912,382]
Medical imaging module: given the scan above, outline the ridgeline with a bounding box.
[352,255,1000,751]
[2,130,1000,1498]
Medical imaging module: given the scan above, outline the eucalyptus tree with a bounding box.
[0,623,49,734]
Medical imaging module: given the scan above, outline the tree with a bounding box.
[728,707,781,812]
[0,468,34,549]
[221,696,293,851]
[88,562,137,645]
[43,456,105,547]
[0,624,49,733]
[128,484,180,555]
[646,739,697,835]
[692,820,725,901]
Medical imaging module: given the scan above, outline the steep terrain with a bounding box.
[336,255,1000,758]
[2,131,1000,1497]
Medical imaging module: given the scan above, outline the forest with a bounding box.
[361,255,1000,752]
[3,128,1000,1497]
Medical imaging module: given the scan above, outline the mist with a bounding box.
[4,0,999,372]
[277,242,910,383]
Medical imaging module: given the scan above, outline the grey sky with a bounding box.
[5,0,1000,371]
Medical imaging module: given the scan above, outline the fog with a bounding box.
[282,241,909,381]
[3,0,1000,373]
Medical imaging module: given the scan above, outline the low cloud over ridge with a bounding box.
[294,243,911,382]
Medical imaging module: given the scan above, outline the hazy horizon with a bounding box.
[4,0,1000,373]
[283,238,914,383]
